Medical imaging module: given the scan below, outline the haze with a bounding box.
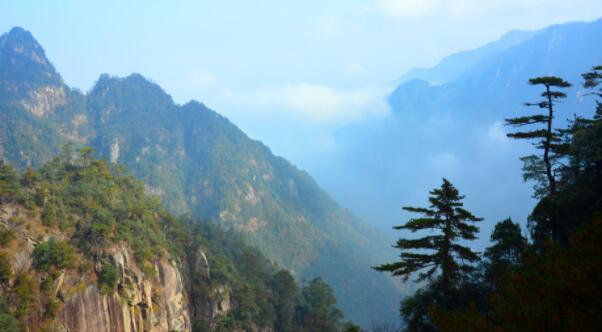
[3,0,602,236]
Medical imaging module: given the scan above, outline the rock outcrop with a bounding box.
[0,205,233,332]
[57,249,191,332]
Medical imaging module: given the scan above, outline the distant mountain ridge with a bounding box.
[315,17,602,253]
[0,27,403,326]
[398,28,539,85]
[391,18,602,118]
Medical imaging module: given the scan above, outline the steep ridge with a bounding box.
[0,27,403,325]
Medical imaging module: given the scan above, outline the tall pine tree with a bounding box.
[505,76,572,198]
[374,178,482,298]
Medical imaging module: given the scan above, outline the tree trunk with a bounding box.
[544,84,558,242]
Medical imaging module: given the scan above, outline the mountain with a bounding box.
[0,27,404,326]
[390,19,602,120]
[0,154,351,331]
[398,29,539,85]
[314,18,602,247]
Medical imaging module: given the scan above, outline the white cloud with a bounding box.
[223,84,391,124]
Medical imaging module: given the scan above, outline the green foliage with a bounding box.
[13,272,37,318]
[296,278,344,332]
[505,76,572,200]
[1,36,402,324]
[0,160,19,204]
[482,219,527,283]
[270,270,299,331]
[0,251,12,287]
[98,263,118,294]
[44,297,61,319]
[0,298,20,332]
[0,228,15,247]
[374,179,482,289]
[32,239,76,272]
[429,67,602,332]
[433,220,602,332]
[0,149,357,330]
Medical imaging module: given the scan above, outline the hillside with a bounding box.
[0,152,355,331]
[0,27,402,325]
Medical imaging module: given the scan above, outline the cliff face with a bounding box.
[57,249,190,332]
[0,204,230,332]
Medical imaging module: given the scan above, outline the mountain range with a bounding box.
[0,27,403,326]
[315,18,602,246]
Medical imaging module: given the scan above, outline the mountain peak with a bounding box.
[0,27,61,88]
[1,27,49,67]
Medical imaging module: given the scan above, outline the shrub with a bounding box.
[32,239,76,272]
[44,298,61,319]
[98,264,118,294]
[14,273,36,318]
[0,229,15,247]
[0,252,12,286]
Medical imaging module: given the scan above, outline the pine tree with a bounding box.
[505,76,572,198]
[483,219,527,283]
[582,65,602,111]
[0,160,19,204]
[374,178,482,297]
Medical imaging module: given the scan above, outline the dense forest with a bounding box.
[0,148,359,331]
[375,65,602,331]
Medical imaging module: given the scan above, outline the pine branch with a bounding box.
[506,129,549,140]
[504,115,548,126]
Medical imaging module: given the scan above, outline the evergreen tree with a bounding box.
[483,219,527,284]
[0,160,19,204]
[505,76,572,199]
[374,178,482,299]
[582,65,602,116]
[296,278,343,332]
[269,270,299,332]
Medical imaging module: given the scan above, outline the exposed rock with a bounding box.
[212,286,231,317]
[57,250,191,332]
[191,249,210,279]
[19,85,66,117]
[110,139,120,163]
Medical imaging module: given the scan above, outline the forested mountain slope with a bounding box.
[0,153,354,331]
[0,27,402,326]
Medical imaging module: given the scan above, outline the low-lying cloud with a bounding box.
[225,83,391,124]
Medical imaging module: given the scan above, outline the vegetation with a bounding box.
[32,239,76,273]
[98,264,118,294]
[0,149,350,331]
[376,66,602,331]
[505,76,572,199]
[0,26,400,324]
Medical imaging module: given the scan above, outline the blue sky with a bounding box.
[2,0,602,183]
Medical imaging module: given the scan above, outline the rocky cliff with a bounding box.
[0,203,235,332]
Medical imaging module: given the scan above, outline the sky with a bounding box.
[2,1,602,162]
[2,0,602,233]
